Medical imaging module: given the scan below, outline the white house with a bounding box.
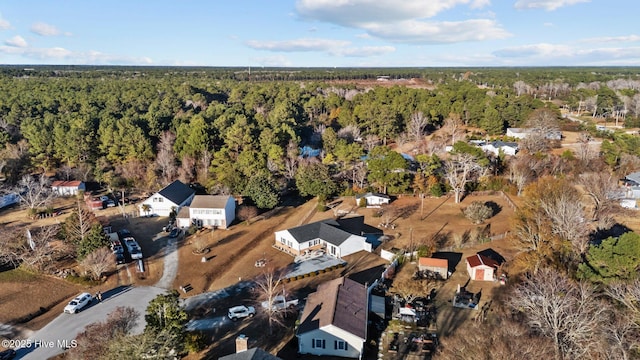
[51,180,86,196]
[466,254,499,281]
[188,195,236,229]
[506,127,561,140]
[355,192,391,207]
[274,216,372,258]
[297,277,367,359]
[480,140,519,156]
[139,180,195,217]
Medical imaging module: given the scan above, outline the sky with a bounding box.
[0,0,638,67]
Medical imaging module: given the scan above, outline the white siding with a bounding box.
[298,326,364,358]
[274,230,300,252]
[139,194,178,217]
[338,235,370,257]
[188,197,236,229]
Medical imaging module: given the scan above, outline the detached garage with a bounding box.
[466,254,499,282]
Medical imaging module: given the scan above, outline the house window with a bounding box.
[335,340,348,350]
[153,197,163,203]
[312,339,325,349]
[330,246,336,255]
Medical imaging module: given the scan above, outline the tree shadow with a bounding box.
[484,201,502,216]
[431,252,463,274]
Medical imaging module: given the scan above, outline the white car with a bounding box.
[228,305,256,321]
[123,237,143,260]
[64,292,93,314]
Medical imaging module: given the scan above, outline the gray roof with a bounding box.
[297,277,367,339]
[490,140,518,148]
[219,348,281,360]
[157,180,195,205]
[286,216,365,246]
[190,195,233,209]
[626,171,640,185]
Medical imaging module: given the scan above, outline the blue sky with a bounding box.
[0,0,638,67]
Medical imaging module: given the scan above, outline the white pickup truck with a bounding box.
[261,295,299,311]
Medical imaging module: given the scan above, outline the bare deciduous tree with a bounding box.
[237,205,258,224]
[15,174,55,211]
[407,112,429,143]
[362,134,380,153]
[444,153,484,203]
[351,161,367,190]
[508,155,533,196]
[253,268,291,334]
[579,171,622,230]
[509,268,609,360]
[69,306,140,360]
[81,247,115,280]
[442,114,464,146]
[0,224,61,272]
[155,131,178,186]
[178,155,196,184]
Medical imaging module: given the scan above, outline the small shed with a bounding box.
[355,192,391,207]
[418,257,449,279]
[466,254,499,281]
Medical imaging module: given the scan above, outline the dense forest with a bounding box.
[2,66,640,359]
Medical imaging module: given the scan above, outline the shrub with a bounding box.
[463,201,493,224]
[184,331,207,353]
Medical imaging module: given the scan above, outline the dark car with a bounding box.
[0,349,16,360]
[117,229,132,239]
[169,228,180,238]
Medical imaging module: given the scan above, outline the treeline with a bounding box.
[0,66,639,208]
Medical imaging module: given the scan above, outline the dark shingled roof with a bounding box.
[157,180,195,205]
[286,216,365,246]
[297,277,367,340]
[219,348,282,360]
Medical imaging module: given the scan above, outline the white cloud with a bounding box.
[295,0,506,44]
[0,45,153,65]
[5,35,28,48]
[0,16,10,30]
[246,38,350,52]
[331,45,395,57]
[250,55,293,67]
[31,22,61,36]
[513,0,590,11]
[493,43,573,57]
[581,34,640,43]
[296,0,490,26]
[366,19,511,43]
[490,42,640,65]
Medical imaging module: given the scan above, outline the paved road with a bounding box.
[14,229,181,359]
[16,286,167,359]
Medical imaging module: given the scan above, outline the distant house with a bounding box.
[355,192,391,207]
[623,171,640,199]
[188,195,236,229]
[274,216,372,258]
[480,140,519,156]
[466,254,499,281]
[139,180,195,217]
[506,127,561,140]
[51,180,86,196]
[418,257,449,279]
[297,277,367,358]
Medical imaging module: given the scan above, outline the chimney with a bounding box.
[236,334,248,353]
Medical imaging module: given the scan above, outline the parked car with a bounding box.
[64,292,93,314]
[110,240,126,264]
[228,305,256,321]
[169,228,180,238]
[106,199,116,207]
[99,195,110,202]
[123,237,143,260]
[117,229,132,239]
[261,295,299,311]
